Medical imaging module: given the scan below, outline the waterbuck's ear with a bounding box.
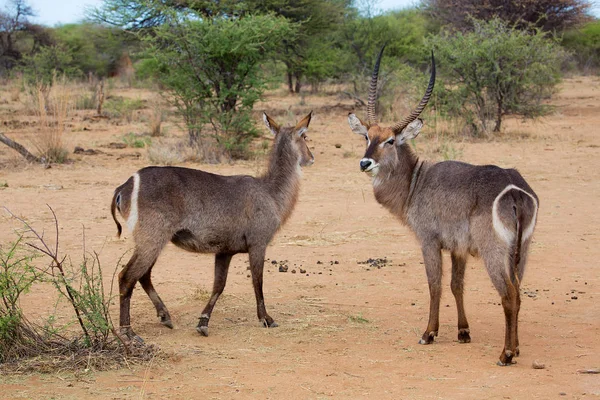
[294,111,313,136]
[263,112,280,135]
[396,118,423,145]
[348,113,368,137]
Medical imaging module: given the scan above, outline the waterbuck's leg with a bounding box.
[498,281,519,366]
[450,252,471,343]
[514,242,530,357]
[196,252,233,337]
[514,283,521,357]
[248,247,277,328]
[419,243,442,345]
[139,264,173,329]
[119,249,160,342]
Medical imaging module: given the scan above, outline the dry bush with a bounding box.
[27,76,73,163]
[147,139,185,165]
[148,98,165,137]
[9,86,20,102]
[1,207,161,373]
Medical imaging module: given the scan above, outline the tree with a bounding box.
[144,13,296,160]
[422,0,592,32]
[0,0,41,72]
[426,18,569,134]
[562,20,600,72]
[53,23,137,78]
[92,0,351,93]
[248,0,350,93]
[339,6,434,120]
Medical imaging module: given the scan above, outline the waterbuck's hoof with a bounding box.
[418,331,437,345]
[497,350,516,366]
[161,318,174,329]
[497,360,516,366]
[458,328,471,343]
[261,319,278,329]
[119,327,144,344]
[196,325,209,337]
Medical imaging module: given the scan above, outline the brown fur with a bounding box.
[111,112,314,341]
[349,49,539,365]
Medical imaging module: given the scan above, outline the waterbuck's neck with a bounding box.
[373,143,421,221]
[260,133,302,224]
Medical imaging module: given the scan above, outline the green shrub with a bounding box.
[426,18,569,135]
[122,132,151,148]
[562,21,600,73]
[144,13,296,160]
[104,97,144,122]
[0,237,38,362]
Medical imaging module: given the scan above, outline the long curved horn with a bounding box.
[391,51,436,135]
[367,44,386,127]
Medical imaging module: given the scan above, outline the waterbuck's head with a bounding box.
[263,111,315,167]
[348,46,435,177]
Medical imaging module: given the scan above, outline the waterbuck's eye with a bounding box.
[386,138,395,145]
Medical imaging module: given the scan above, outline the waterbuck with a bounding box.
[348,47,539,365]
[111,112,314,341]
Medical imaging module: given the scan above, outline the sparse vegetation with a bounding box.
[427,18,569,135]
[0,207,158,371]
[29,75,72,163]
[348,314,370,324]
[121,132,151,148]
[104,97,144,122]
[147,140,184,165]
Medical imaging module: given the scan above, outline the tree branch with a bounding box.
[0,132,41,163]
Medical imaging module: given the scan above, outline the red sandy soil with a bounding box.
[0,77,599,399]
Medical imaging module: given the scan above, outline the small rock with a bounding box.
[299,268,306,274]
[106,142,127,149]
[317,261,322,264]
[291,269,296,274]
[571,296,578,300]
[532,360,546,369]
[334,143,342,148]
[278,265,288,273]
[41,184,63,190]
[271,260,277,264]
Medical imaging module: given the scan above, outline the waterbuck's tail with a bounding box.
[511,207,524,287]
[111,189,122,238]
[509,187,538,287]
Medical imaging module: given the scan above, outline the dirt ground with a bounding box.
[0,77,599,399]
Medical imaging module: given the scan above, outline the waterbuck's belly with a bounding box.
[410,215,478,257]
[171,228,247,254]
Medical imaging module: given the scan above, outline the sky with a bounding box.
[13,0,600,27]
[20,0,418,26]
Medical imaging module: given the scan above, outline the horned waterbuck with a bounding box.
[111,112,314,342]
[348,48,539,365]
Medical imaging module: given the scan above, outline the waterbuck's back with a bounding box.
[407,161,538,256]
[115,166,280,254]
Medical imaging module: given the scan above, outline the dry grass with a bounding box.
[148,98,165,137]
[0,320,162,374]
[9,86,20,103]
[27,76,73,163]
[147,139,185,165]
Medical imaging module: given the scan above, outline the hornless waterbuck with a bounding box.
[111,112,314,341]
[348,48,539,365]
